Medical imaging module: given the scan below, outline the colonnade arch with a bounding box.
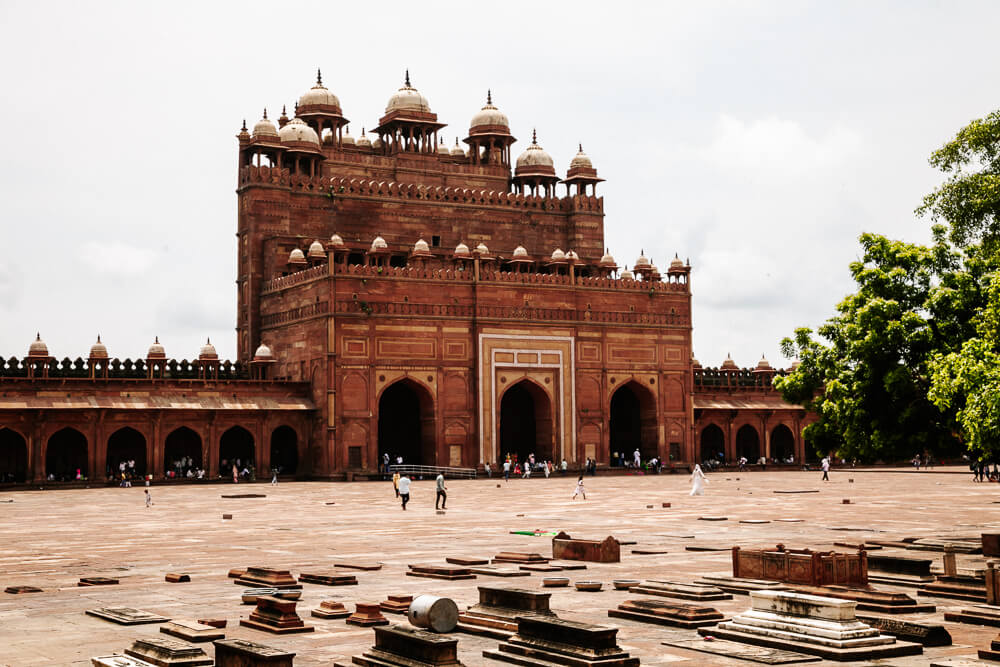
[164,427,203,474]
[498,379,553,464]
[0,428,28,483]
[770,424,795,461]
[699,423,725,463]
[377,379,435,466]
[219,426,255,475]
[46,427,88,481]
[736,424,760,461]
[270,425,298,474]
[106,427,147,478]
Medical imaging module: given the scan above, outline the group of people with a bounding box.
[609,449,661,472]
[971,460,999,482]
[166,456,205,480]
[391,471,448,510]
[222,458,254,483]
[496,453,569,481]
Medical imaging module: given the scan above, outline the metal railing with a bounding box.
[387,465,477,479]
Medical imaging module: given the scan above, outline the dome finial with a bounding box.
[316,68,323,85]
[35,332,40,341]
[206,337,211,344]
[579,143,583,152]
[262,108,268,120]
[155,336,159,344]
[532,128,537,145]
[281,104,286,115]
[241,119,247,131]
[405,69,411,87]
[487,89,492,105]
[97,334,101,343]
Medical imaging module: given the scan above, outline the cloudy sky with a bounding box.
[1,1,998,367]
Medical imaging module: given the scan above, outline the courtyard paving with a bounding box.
[0,467,995,665]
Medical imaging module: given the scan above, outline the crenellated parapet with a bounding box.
[0,356,253,381]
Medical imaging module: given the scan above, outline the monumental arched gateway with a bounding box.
[609,381,657,462]
[498,379,553,465]
[378,379,435,466]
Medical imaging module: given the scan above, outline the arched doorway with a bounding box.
[498,380,553,465]
[609,382,657,464]
[46,427,88,481]
[0,428,28,483]
[736,424,760,462]
[107,427,147,479]
[699,424,725,463]
[270,425,298,474]
[220,426,255,475]
[378,380,435,466]
[164,427,202,477]
[771,424,795,462]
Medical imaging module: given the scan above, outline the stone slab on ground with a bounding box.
[4,585,41,593]
[297,571,358,586]
[345,602,390,627]
[944,605,1000,628]
[629,580,733,601]
[334,625,464,667]
[159,620,226,642]
[467,565,530,577]
[333,560,382,570]
[492,552,549,564]
[79,576,119,586]
[240,595,314,635]
[311,600,350,619]
[91,655,159,666]
[608,598,725,628]
[484,615,639,666]
[124,637,213,666]
[213,638,295,666]
[85,607,170,625]
[698,575,791,594]
[662,634,821,664]
[445,556,489,565]
[855,614,952,646]
[773,490,820,494]
[234,566,301,589]
[407,563,476,580]
[631,548,668,555]
[785,584,936,614]
[379,594,413,614]
[241,587,301,604]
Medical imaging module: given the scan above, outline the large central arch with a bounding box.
[164,427,202,475]
[736,424,761,461]
[699,424,725,463]
[107,427,147,479]
[0,428,28,483]
[609,381,657,463]
[220,426,255,474]
[378,379,435,466]
[46,427,88,481]
[498,379,553,464]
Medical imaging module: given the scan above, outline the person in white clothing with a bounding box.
[397,474,412,510]
[633,449,641,468]
[689,464,707,496]
[572,475,586,500]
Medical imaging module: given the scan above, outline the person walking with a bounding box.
[821,456,830,482]
[271,468,278,485]
[561,458,568,475]
[435,472,447,510]
[484,461,492,478]
[383,452,390,474]
[232,463,239,484]
[503,459,511,482]
[633,448,641,469]
[144,488,153,507]
[392,471,400,497]
[543,461,551,478]
[398,474,411,510]
[572,475,586,500]
[689,463,707,496]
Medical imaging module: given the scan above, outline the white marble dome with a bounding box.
[308,240,326,259]
[147,337,165,358]
[28,333,48,357]
[289,248,307,264]
[513,245,528,258]
[634,251,651,268]
[516,131,555,171]
[341,128,355,145]
[371,236,388,251]
[356,129,372,148]
[329,233,345,247]
[475,242,489,255]
[386,72,431,114]
[279,118,320,147]
[89,336,108,359]
[199,338,218,360]
[254,343,274,360]
[450,139,465,156]
[470,92,510,132]
[569,144,592,169]
[551,248,566,261]
[252,112,279,140]
[413,238,430,253]
[600,250,617,267]
[298,71,341,109]
[455,242,471,256]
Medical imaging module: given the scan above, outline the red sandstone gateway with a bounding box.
[0,71,811,483]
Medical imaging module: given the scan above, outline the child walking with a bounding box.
[572,475,586,500]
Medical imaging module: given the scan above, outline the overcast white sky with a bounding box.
[1,1,998,367]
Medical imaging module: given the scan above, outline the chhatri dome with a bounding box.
[356,128,371,148]
[252,109,279,141]
[297,69,342,113]
[450,138,465,156]
[89,336,108,359]
[385,70,431,114]
[514,130,556,176]
[28,333,49,357]
[469,90,510,134]
[569,144,593,169]
[253,343,274,360]
[278,118,321,148]
[199,338,218,360]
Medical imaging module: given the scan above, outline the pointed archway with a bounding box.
[164,427,202,476]
[699,424,725,463]
[107,427,147,479]
[0,428,28,483]
[609,381,657,464]
[46,427,89,481]
[270,425,298,474]
[378,379,435,466]
[736,424,760,461]
[498,379,553,465]
[220,426,255,475]
[771,424,795,462]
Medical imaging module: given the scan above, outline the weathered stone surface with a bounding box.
[698,575,791,594]
[484,615,640,666]
[214,638,294,666]
[458,586,555,637]
[732,545,868,587]
[196,618,226,628]
[124,637,213,666]
[241,588,301,604]
[297,571,358,586]
[407,563,475,580]
[164,573,190,583]
[629,580,732,601]
[346,602,389,627]
[919,577,988,602]
[239,595,313,634]
[234,567,300,589]
[662,634,821,664]
[492,552,548,564]
[945,605,1000,628]
[333,559,382,570]
[551,531,620,563]
[907,538,982,553]
[91,656,159,667]
[4,585,41,594]
[467,565,529,577]
[445,556,489,565]
[380,594,413,614]
[855,614,952,646]
[335,625,464,666]
[786,584,935,614]
[86,607,170,625]
[312,599,350,619]
[159,620,225,642]
[608,598,725,628]
[79,576,119,586]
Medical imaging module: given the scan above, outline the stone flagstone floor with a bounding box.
[0,467,995,665]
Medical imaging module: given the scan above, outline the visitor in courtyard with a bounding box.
[271,468,278,484]
[145,488,152,507]
[690,463,707,496]
[392,470,400,497]
[633,448,641,468]
[503,459,510,482]
[435,472,447,510]
[383,452,390,474]
[544,461,551,478]
[821,456,830,481]
[398,473,411,510]
[561,458,568,475]
[572,475,586,500]
[232,463,239,484]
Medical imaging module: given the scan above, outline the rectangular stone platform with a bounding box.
[407,564,476,580]
[628,580,732,601]
[458,586,555,638]
[492,552,549,564]
[335,625,464,666]
[608,598,725,628]
[662,634,821,664]
[164,573,190,583]
[159,620,225,643]
[241,588,301,604]
[484,616,639,666]
[979,633,1000,661]
[919,576,988,602]
[298,572,358,586]
[239,595,314,634]
[4,585,42,594]
[312,600,350,619]
[380,595,412,614]
[698,575,791,594]
[124,637,213,666]
[907,537,982,554]
[698,590,922,661]
[346,603,390,627]
[79,576,119,586]
[866,553,935,586]
[551,531,620,563]
[234,567,301,589]
[214,639,295,666]
[86,607,170,625]
[446,557,489,566]
[732,545,868,587]
[468,565,530,577]
[855,614,952,646]
[786,584,936,614]
[945,605,1000,628]
[333,560,383,571]
[92,656,159,667]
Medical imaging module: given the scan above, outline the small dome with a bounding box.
[455,242,471,256]
[620,267,634,280]
[289,248,307,265]
[756,355,773,370]
[569,144,593,169]
[670,254,684,270]
[253,343,274,360]
[147,336,166,359]
[692,354,702,369]
[450,138,465,156]
[385,71,432,114]
[199,338,218,360]
[551,248,566,261]
[721,354,738,370]
[298,70,341,110]
[513,245,528,258]
[252,111,279,140]
[469,91,510,133]
[566,250,579,261]
[634,251,651,268]
[89,335,108,359]
[341,127,355,145]
[515,130,555,174]
[356,128,372,148]
[278,118,320,147]
[437,138,451,155]
[329,233,345,248]
[371,235,388,251]
[599,250,617,267]
[413,238,430,253]
[308,240,326,259]
[28,333,48,357]
[475,242,489,255]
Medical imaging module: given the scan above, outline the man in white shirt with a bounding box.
[821,457,830,481]
[398,474,412,510]
[633,449,641,468]
[435,472,447,510]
